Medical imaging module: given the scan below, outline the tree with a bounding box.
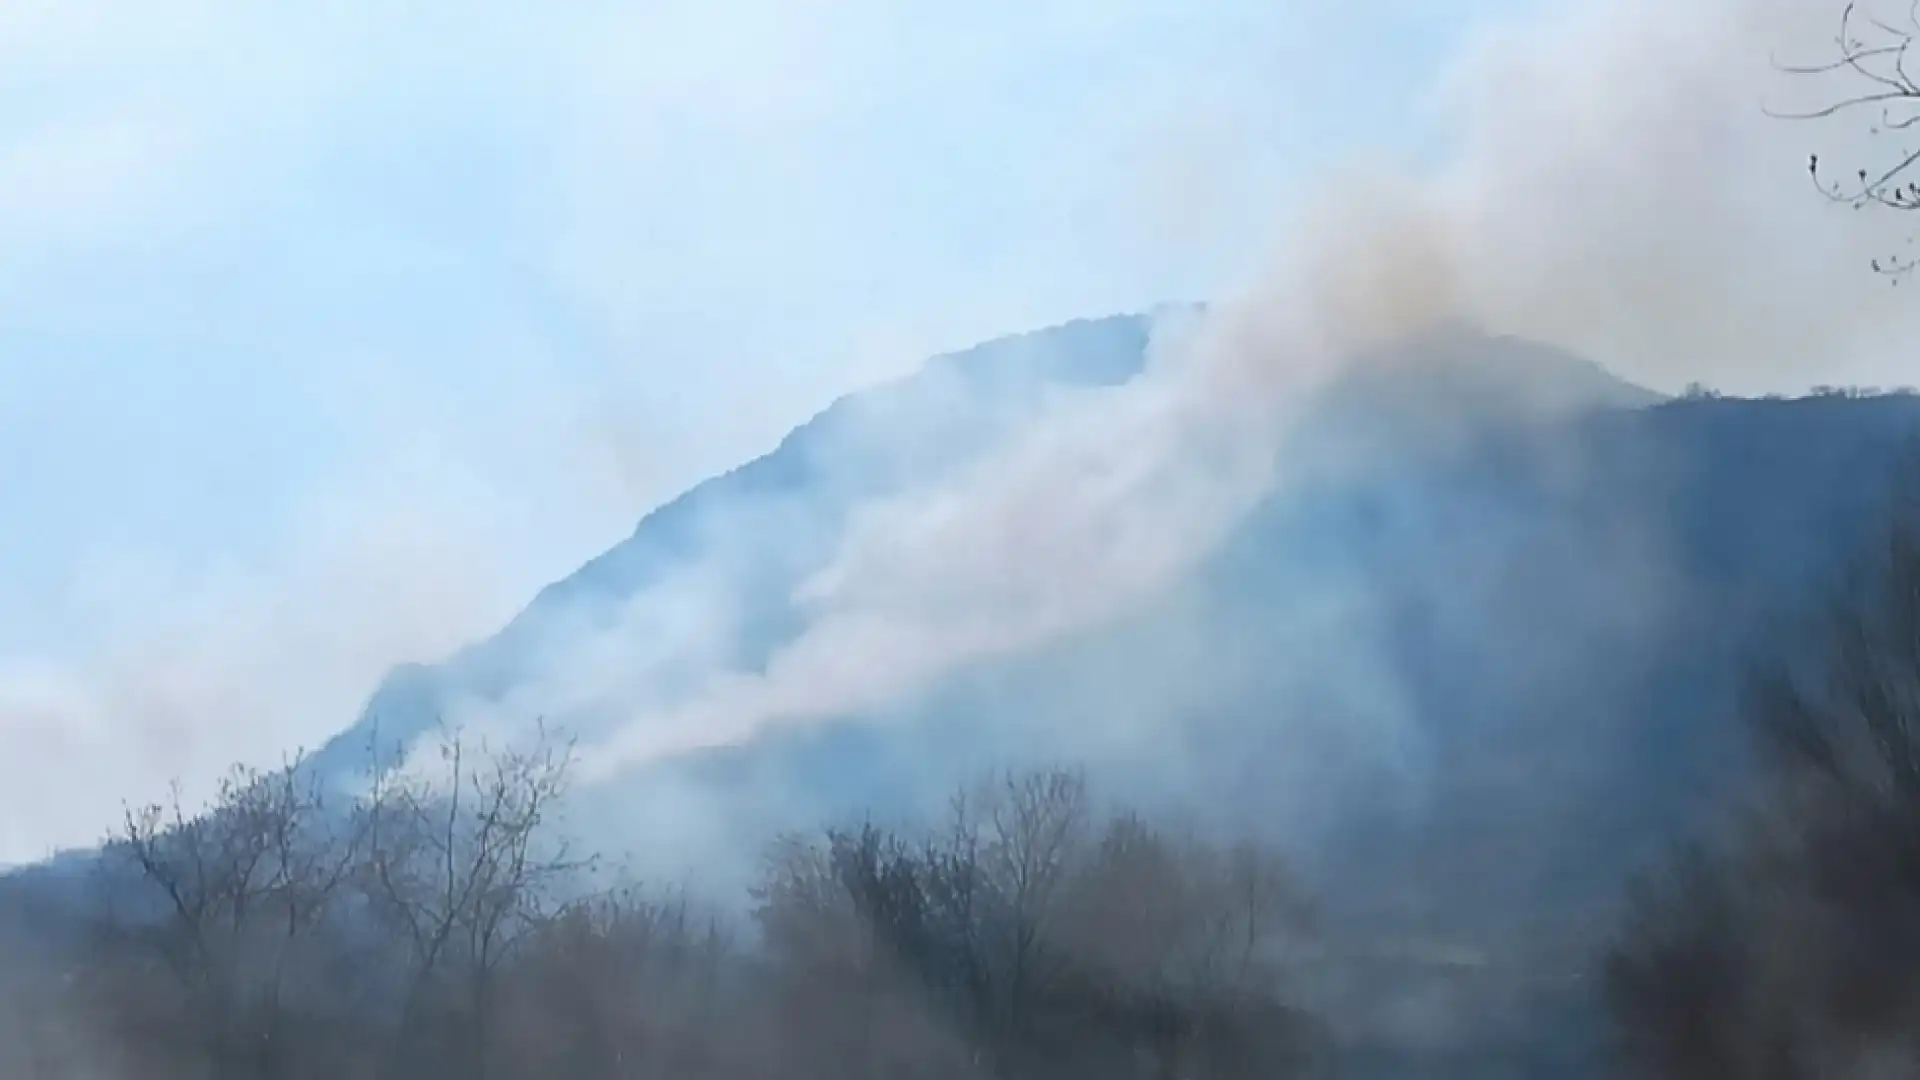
[1775,2,1920,276]
[107,754,361,1080]
[1605,473,1920,1078]
[491,884,735,1079]
[750,767,1325,1080]
[356,722,588,1079]
[24,750,1321,1079]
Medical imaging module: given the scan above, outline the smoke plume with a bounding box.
[572,0,1919,787]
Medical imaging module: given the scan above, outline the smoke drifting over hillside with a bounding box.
[5,0,1919,865]
[567,0,1920,788]
[571,195,1464,781]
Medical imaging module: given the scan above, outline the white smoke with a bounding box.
[9,0,1920,863]
[0,425,642,862]
[575,184,1474,779]
[573,0,1920,782]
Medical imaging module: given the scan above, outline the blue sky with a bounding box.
[0,0,1568,859]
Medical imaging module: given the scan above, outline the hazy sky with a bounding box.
[4,0,1902,863]
[0,0,1535,640]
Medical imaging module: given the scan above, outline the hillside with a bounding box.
[13,316,1920,1074]
[315,316,1665,787]
[305,318,1920,917]
[308,313,1169,783]
[311,318,1920,1071]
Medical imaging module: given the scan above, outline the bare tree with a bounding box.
[975,767,1090,1032]
[750,767,1324,1080]
[108,753,360,1080]
[492,883,735,1079]
[751,822,975,1080]
[1774,1,1920,276]
[356,722,588,1079]
[30,747,1322,1080]
[1059,815,1312,1001]
[1605,474,1920,1078]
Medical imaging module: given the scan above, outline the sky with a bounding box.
[4,0,1916,864]
[0,0,1540,647]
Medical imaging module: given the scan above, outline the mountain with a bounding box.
[308,316,1920,910]
[308,312,1170,784]
[313,316,1664,788]
[20,312,1920,1074]
[290,313,1920,1071]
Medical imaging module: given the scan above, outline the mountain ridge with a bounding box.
[310,313,1169,781]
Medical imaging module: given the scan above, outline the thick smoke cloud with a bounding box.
[570,0,1920,790]
[572,192,1467,781]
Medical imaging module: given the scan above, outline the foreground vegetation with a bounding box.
[0,742,1325,1080]
[1604,484,1920,1078]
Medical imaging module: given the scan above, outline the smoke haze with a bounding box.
[6,0,1920,866]
[569,0,1920,788]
